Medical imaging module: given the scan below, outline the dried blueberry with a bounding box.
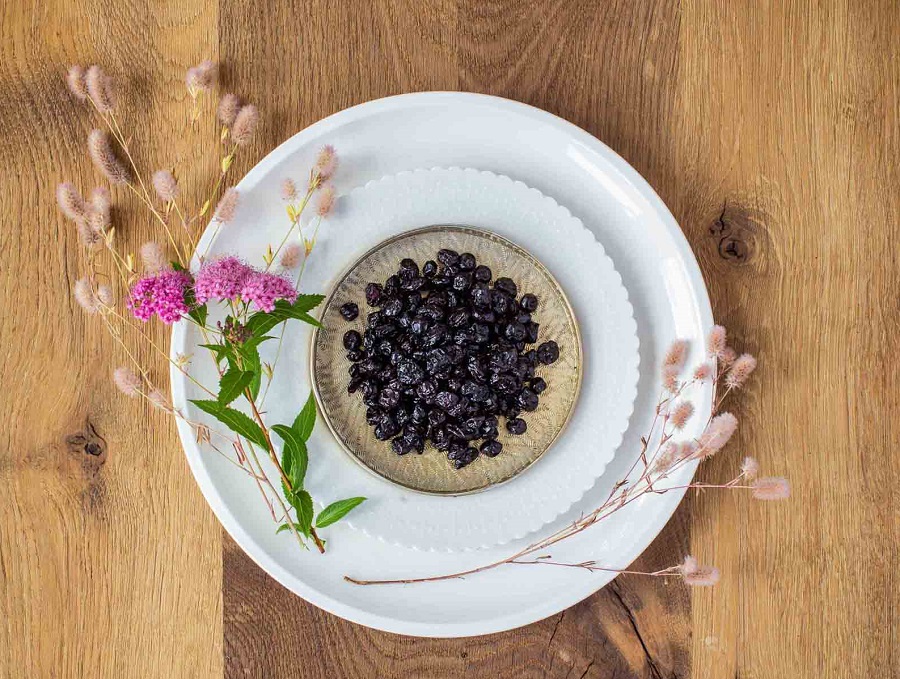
[537,340,560,365]
[506,417,527,435]
[422,260,438,278]
[437,249,460,267]
[519,293,538,312]
[530,377,547,394]
[480,439,502,457]
[459,253,476,270]
[398,258,419,281]
[343,330,362,350]
[494,277,518,297]
[365,282,383,306]
[340,301,359,321]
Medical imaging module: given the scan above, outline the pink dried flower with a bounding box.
[741,456,760,479]
[670,401,694,429]
[721,347,737,366]
[66,65,88,100]
[113,367,142,396]
[140,241,168,274]
[652,442,680,475]
[217,93,241,127]
[680,556,720,587]
[693,362,713,381]
[194,256,253,304]
[695,413,738,459]
[213,188,239,223]
[751,477,791,501]
[74,278,99,313]
[185,60,217,92]
[56,182,87,222]
[663,339,689,372]
[230,104,259,146]
[152,169,179,202]
[315,184,335,217]
[314,144,338,179]
[281,178,297,201]
[725,353,757,389]
[707,325,727,357]
[96,284,115,308]
[147,389,170,410]
[85,65,116,113]
[77,220,103,249]
[241,271,298,312]
[279,243,303,269]
[88,129,130,185]
[128,269,193,324]
[90,186,111,213]
[662,365,680,394]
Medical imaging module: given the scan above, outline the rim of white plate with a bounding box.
[170,92,713,637]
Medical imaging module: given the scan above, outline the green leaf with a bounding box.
[272,424,309,490]
[315,497,366,528]
[238,342,262,400]
[275,523,310,547]
[198,342,230,364]
[292,391,317,441]
[218,368,254,406]
[246,295,325,335]
[189,399,268,450]
[188,303,208,328]
[286,489,314,537]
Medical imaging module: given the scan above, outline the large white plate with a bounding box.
[171,92,713,637]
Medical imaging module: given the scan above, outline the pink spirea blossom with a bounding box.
[193,256,253,304]
[128,269,193,324]
[240,271,298,312]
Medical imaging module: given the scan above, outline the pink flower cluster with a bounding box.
[194,256,252,304]
[240,271,298,312]
[128,269,193,324]
[192,256,298,312]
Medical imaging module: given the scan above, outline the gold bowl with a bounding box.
[310,225,582,495]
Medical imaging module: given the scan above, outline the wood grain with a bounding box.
[1,0,898,677]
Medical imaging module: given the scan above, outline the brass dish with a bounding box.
[310,225,582,495]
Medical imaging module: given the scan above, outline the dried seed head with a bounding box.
[152,169,179,202]
[90,186,111,213]
[77,220,103,249]
[279,242,302,269]
[147,388,170,410]
[56,182,88,222]
[185,60,217,92]
[66,65,88,100]
[751,477,791,501]
[88,129,130,185]
[113,367,142,396]
[96,284,115,307]
[721,347,737,366]
[670,401,695,430]
[74,278,99,313]
[663,339,689,372]
[85,65,116,113]
[680,556,720,587]
[140,241,168,274]
[741,456,760,479]
[693,362,713,381]
[281,178,297,201]
[315,184,335,217]
[695,413,738,459]
[230,104,259,146]
[707,325,727,357]
[217,93,241,127]
[725,353,757,389]
[661,365,680,394]
[213,188,239,223]
[314,144,337,179]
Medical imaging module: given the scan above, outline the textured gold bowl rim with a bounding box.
[309,225,584,496]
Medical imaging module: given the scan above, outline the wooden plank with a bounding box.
[678,2,900,678]
[0,1,223,677]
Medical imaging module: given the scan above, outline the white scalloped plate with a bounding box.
[290,168,639,551]
[170,93,713,637]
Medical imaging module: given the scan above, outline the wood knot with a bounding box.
[707,201,770,268]
[66,419,107,470]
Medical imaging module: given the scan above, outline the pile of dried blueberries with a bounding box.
[340,249,559,469]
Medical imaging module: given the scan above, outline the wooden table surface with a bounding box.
[2,1,898,677]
